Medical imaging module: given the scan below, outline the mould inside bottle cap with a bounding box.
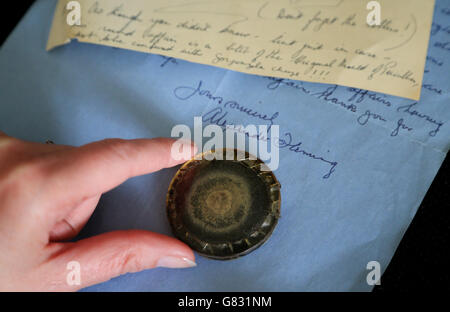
[166,149,281,260]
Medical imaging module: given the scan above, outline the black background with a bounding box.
[1,0,448,291]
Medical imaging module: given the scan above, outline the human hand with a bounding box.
[0,131,197,291]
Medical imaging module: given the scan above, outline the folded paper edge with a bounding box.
[46,0,71,51]
[45,1,436,101]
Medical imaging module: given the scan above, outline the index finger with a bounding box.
[43,138,196,216]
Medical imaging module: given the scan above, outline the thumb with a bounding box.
[44,230,196,291]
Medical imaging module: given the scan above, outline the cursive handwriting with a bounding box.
[311,85,358,113]
[277,132,338,179]
[391,118,413,137]
[48,0,435,101]
[347,88,392,107]
[201,108,338,179]
[357,110,386,126]
[174,80,279,127]
[396,102,444,136]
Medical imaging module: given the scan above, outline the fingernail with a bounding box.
[156,256,197,269]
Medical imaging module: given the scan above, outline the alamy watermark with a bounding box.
[366,1,381,26]
[171,117,280,171]
[66,1,81,26]
[66,260,81,286]
[366,261,381,286]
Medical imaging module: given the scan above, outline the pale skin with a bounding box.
[0,131,197,291]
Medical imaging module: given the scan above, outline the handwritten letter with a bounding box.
[47,0,435,100]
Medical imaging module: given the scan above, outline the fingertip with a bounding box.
[142,231,196,264]
[125,230,197,269]
[104,230,196,270]
[156,256,197,269]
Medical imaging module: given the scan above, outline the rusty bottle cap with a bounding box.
[166,149,281,260]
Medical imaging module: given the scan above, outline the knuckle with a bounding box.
[6,158,48,186]
[100,138,132,162]
[0,141,50,184]
[120,247,144,274]
[0,157,48,203]
[0,135,23,154]
[98,138,138,176]
[119,232,145,273]
[100,231,145,276]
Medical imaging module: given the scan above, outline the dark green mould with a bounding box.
[166,149,281,260]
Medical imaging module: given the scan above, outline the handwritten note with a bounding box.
[47,0,435,100]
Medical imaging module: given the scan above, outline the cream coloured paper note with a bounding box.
[47,0,435,100]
